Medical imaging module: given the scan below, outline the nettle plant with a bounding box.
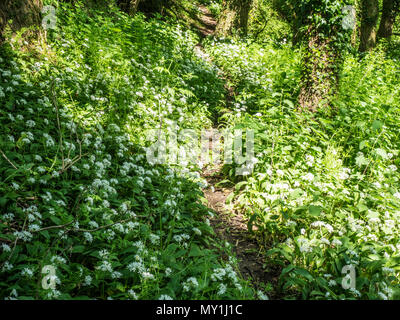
[0,2,254,300]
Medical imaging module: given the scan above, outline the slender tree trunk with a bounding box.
[359,0,379,52]
[0,0,42,42]
[298,27,340,112]
[129,0,141,15]
[118,0,141,15]
[216,0,252,36]
[377,0,399,39]
[238,0,252,36]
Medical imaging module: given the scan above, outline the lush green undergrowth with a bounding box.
[0,1,256,300]
[247,0,291,43]
[2,0,400,301]
[205,37,400,299]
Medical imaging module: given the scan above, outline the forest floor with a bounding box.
[193,5,281,298]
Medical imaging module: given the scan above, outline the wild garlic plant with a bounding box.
[206,37,400,300]
[0,2,254,300]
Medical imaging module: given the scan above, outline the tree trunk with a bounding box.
[377,0,399,39]
[137,0,169,16]
[118,0,141,15]
[129,0,141,15]
[238,0,252,36]
[0,0,42,41]
[216,0,252,36]
[298,27,340,112]
[359,0,379,52]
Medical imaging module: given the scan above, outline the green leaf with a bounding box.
[0,197,8,207]
[283,99,294,109]
[72,245,86,253]
[372,120,382,131]
[225,192,235,204]
[110,28,122,33]
[49,216,62,225]
[189,244,204,257]
[309,205,322,216]
[281,264,295,276]
[294,205,308,214]
[294,268,314,281]
[359,140,367,150]
[235,181,247,191]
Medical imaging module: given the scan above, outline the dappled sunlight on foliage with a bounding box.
[1,0,400,301]
[206,35,400,299]
[0,1,254,300]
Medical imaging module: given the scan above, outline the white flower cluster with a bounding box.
[310,221,334,234]
[210,264,242,292]
[183,277,199,292]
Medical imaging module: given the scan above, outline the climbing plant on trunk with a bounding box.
[280,0,354,112]
[298,26,341,112]
[271,0,354,111]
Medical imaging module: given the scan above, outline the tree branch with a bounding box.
[0,148,18,170]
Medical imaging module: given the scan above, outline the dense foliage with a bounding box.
[205,37,400,299]
[0,1,255,300]
[1,0,400,301]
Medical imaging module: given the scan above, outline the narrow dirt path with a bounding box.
[193,5,280,298]
[202,165,280,297]
[196,5,217,37]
